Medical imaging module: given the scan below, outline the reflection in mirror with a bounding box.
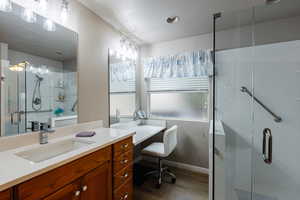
[0,2,78,137]
[109,49,136,126]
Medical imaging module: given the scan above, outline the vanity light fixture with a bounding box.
[21,8,37,23]
[43,19,56,31]
[35,0,48,13]
[60,0,69,23]
[0,0,12,12]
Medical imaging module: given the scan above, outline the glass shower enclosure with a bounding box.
[213,1,300,200]
[1,59,27,136]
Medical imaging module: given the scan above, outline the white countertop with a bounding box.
[111,121,166,145]
[0,127,134,192]
[128,125,166,145]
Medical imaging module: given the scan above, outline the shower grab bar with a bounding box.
[240,86,282,122]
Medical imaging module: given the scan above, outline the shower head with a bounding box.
[35,74,44,81]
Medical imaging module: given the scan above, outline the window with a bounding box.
[110,93,135,117]
[110,79,136,117]
[146,77,209,121]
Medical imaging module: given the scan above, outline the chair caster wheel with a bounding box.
[156,183,161,189]
[171,178,176,184]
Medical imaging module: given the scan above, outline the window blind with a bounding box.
[110,79,136,93]
[147,77,209,92]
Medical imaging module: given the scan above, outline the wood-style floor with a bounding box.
[134,167,209,200]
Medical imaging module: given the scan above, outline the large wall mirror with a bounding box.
[109,49,137,126]
[0,3,78,137]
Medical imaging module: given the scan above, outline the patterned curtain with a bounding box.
[110,61,135,82]
[143,50,213,79]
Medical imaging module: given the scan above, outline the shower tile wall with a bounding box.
[7,49,77,127]
[63,59,78,116]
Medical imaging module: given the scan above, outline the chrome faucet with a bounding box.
[39,123,55,144]
[133,110,147,121]
[116,109,120,123]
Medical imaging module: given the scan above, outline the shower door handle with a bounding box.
[262,128,272,164]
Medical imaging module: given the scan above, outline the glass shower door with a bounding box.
[1,63,27,136]
[213,7,255,200]
[213,1,300,200]
[251,1,300,200]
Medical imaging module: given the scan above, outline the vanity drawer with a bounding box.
[113,150,133,174]
[113,179,133,200]
[0,189,11,200]
[113,164,133,189]
[113,137,133,157]
[17,146,111,200]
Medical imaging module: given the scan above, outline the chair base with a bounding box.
[144,158,177,188]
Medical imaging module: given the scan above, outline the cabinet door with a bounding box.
[81,161,112,200]
[43,180,81,200]
[0,189,11,200]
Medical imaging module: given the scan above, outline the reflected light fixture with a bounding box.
[9,61,29,72]
[0,0,12,12]
[35,0,48,13]
[21,8,37,23]
[60,0,69,23]
[43,19,56,31]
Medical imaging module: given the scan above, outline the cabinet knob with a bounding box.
[124,193,129,199]
[82,185,88,191]
[75,190,81,196]
[122,143,129,149]
[121,159,128,164]
[122,173,129,179]
[120,192,129,200]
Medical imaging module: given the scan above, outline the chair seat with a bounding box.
[142,142,167,157]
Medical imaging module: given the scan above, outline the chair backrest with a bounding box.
[163,125,178,156]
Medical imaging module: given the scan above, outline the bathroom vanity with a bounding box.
[0,127,134,200]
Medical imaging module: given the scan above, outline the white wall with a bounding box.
[141,34,212,57]
[11,0,123,127]
[141,35,211,169]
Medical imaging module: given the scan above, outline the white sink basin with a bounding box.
[15,138,95,163]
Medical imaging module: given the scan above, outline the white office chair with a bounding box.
[142,125,178,188]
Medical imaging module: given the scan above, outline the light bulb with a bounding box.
[60,0,69,23]
[38,0,48,12]
[0,0,12,12]
[109,49,115,56]
[43,19,56,32]
[22,8,37,23]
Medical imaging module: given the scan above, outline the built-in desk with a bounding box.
[111,120,167,146]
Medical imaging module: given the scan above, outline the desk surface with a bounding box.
[110,120,167,145]
[131,125,166,145]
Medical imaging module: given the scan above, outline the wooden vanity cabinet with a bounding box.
[16,146,112,200]
[80,162,112,200]
[6,136,133,200]
[43,180,81,200]
[43,162,112,200]
[0,189,11,200]
[113,137,133,200]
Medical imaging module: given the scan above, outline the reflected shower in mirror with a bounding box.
[109,49,137,126]
[0,2,78,137]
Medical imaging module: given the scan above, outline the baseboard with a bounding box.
[143,156,209,175]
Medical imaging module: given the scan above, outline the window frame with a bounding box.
[145,78,211,122]
[109,91,136,118]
